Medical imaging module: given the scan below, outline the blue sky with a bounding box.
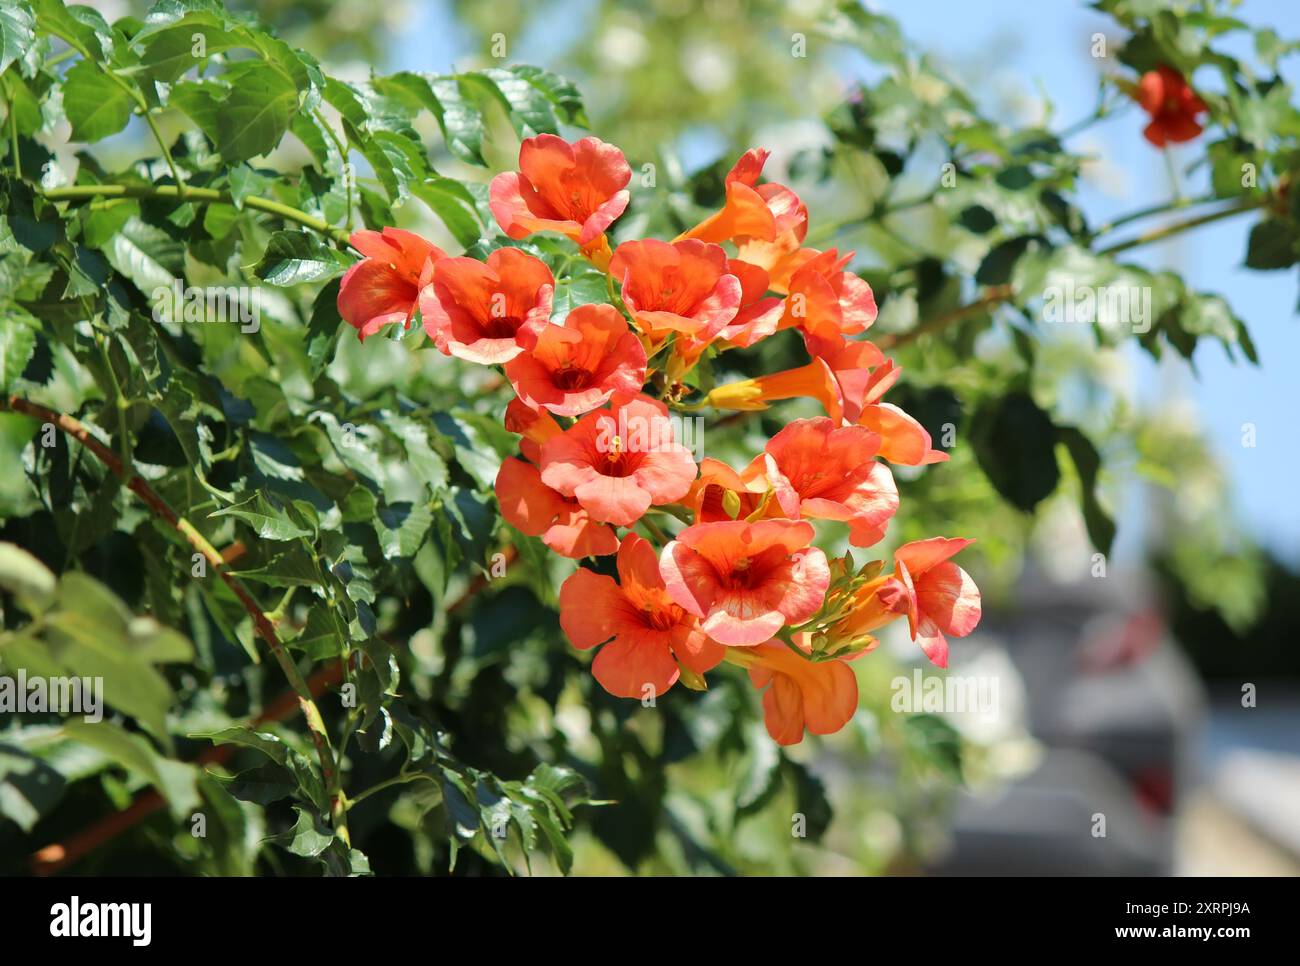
[391,0,1299,565]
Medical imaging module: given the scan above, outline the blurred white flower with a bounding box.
[598,24,650,70]
[681,41,735,94]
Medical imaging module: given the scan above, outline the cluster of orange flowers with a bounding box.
[337,134,981,745]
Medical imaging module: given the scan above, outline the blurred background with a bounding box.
[34,0,1298,874]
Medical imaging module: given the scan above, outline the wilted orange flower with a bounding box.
[610,238,741,344]
[559,534,724,698]
[751,417,898,547]
[505,303,646,417]
[420,248,554,364]
[744,637,858,746]
[489,134,632,247]
[659,519,829,646]
[337,228,445,340]
[1136,65,1207,147]
[540,397,697,526]
[495,456,618,558]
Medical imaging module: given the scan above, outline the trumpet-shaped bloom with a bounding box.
[420,248,554,364]
[746,637,858,746]
[705,342,946,466]
[495,456,618,558]
[893,537,982,668]
[337,228,445,340]
[678,149,808,257]
[779,249,877,357]
[659,519,830,646]
[559,534,724,698]
[489,134,632,246]
[752,418,898,547]
[540,397,698,526]
[856,401,948,466]
[505,303,647,417]
[1137,65,1207,147]
[610,239,741,343]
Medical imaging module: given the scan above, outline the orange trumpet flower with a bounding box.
[559,534,723,698]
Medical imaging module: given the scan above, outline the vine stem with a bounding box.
[142,111,187,197]
[1094,196,1264,257]
[5,78,19,179]
[2,394,350,847]
[42,183,353,246]
[879,196,1266,350]
[346,771,434,809]
[1091,193,1219,237]
[878,285,1013,350]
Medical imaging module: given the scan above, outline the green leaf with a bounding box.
[375,502,433,558]
[786,758,833,842]
[550,271,609,322]
[0,572,192,743]
[0,742,66,832]
[1243,218,1298,270]
[136,17,241,86]
[209,492,314,541]
[255,229,351,286]
[216,61,299,161]
[412,177,482,249]
[102,215,184,299]
[0,314,36,392]
[735,726,783,816]
[428,75,487,165]
[507,65,587,127]
[305,278,341,375]
[62,720,198,819]
[33,0,114,61]
[60,59,133,142]
[278,805,334,857]
[174,58,302,163]
[217,761,297,805]
[0,541,56,613]
[970,390,1060,512]
[975,234,1043,286]
[0,1,36,77]
[232,545,321,587]
[1057,426,1116,556]
[476,67,559,137]
[902,714,964,783]
[190,727,289,766]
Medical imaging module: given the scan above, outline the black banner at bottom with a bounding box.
[1,874,1286,952]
